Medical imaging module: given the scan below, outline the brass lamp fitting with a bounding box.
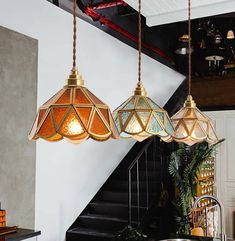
[66,67,84,86]
[134,82,147,96]
[184,95,196,108]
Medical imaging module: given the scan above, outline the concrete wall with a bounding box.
[0,1,184,240]
[0,25,37,228]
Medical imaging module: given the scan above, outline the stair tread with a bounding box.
[68,227,115,238]
[89,201,147,209]
[90,201,127,207]
[117,170,160,174]
[100,190,156,194]
[111,179,160,182]
[80,213,128,222]
[99,190,158,197]
[108,180,160,184]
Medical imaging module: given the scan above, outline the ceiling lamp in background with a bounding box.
[164,0,218,146]
[175,34,194,55]
[113,0,174,142]
[227,29,235,39]
[29,0,119,143]
[179,34,190,42]
[214,32,223,44]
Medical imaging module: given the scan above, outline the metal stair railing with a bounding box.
[128,137,161,226]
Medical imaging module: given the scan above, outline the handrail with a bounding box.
[128,137,158,226]
[128,138,154,171]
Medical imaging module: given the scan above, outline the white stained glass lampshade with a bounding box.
[163,95,218,146]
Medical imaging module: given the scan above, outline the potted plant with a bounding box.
[112,226,147,241]
[168,140,224,235]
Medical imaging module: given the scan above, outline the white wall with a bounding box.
[205,110,235,239]
[0,1,184,241]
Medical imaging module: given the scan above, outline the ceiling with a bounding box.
[125,0,235,26]
[49,1,235,69]
[48,0,178,68]
[48,0,235,110]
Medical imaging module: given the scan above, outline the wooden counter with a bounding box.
[0,228,40,241]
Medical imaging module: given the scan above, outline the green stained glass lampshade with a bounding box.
[113,94,174,142]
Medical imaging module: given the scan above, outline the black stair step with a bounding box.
[104,180,161,192]
[114,161,161,171]
[67,227,115,238]
[96,190,158,204]
[88,201,146,219]
[78,214,130,232]
[66,227,114,241]
[113,170,161,180]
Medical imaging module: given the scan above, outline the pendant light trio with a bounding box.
[29,0,218,146]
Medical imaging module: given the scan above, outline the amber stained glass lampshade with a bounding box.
[29,68,119,143]
[113,82,174,142]
[164,95,218,146]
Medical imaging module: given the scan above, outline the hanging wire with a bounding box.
[138,0,142,83]
[73,0,77,68]
[188,0,192,95]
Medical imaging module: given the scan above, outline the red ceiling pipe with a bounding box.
[84,6,101,20]
[84,5,173,63]
[88,0,127,10]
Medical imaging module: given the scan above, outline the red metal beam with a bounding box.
[88,0,127,10]
[84,5,173,63]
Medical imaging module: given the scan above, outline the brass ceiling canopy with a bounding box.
[113,0,174,142]
[29,0,119,143]
[179,34,190,42]
[168,0,218,146]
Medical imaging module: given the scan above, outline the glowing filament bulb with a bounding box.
[68,118,83,135]
[126,116,142,133]
[131,123,142,133]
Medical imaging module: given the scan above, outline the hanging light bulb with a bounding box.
[175,34,194,55]
[227,29,235,39]
[113,0,174,142]
[165,0,218,146]
[29,0,119,143]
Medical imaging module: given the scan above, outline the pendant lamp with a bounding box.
[29,0,119,143]
[175,34,194,55]
[113,0,174,142]
[164,0,218,146]
[227,30,235,39]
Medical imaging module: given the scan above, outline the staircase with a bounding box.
[66,84,186,241]
[66,138,168,241]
